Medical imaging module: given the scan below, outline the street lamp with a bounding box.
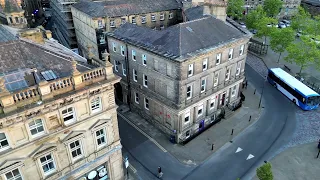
[259,76,267,108]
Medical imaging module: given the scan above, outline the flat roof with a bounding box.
[270,68,319,96]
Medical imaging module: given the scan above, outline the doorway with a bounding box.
[221,93,226,106]
[114,83,123,103]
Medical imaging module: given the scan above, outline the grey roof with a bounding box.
[0,25,18,42]
[0,39,95,82]
[72,0,180,18]
[108,16,247,60]
[302,0,320,6]
[184,6,207,21]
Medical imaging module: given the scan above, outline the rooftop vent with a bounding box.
[41,70,57,81]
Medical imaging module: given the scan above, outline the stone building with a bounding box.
[244,0,301,18]
[71,0,181,60]
[301,0,320,16]
[106,6,252,143]
[0,0,27,28]
[51,0,79,49]
[0,26,124,180]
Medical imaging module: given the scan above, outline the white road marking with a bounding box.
[118,113,168,153]
[123,158,137,173]
[235,147,243,153]
[246,154,255,160]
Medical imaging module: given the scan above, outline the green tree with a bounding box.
[227,0,245,20]
[263,0,283,18]
[270,28,295,62]
[291,6,312,32]
[245,5,266,30]
[256,17,278,43]
[256,162,273,180]
[285,36,320,74]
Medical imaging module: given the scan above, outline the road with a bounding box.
[118,64,297,180]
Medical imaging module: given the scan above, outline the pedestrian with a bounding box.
[245,80,248,89]
[158,166,163,178]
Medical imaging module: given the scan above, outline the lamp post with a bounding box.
[259,77,267,108]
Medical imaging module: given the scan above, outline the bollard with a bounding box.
[254,89,256,94]
[231,129,234,135]
[249,115,252,122]
[212,144,214,151]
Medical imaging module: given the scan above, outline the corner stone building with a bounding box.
[107,15,252,143]
[0,27,124,179]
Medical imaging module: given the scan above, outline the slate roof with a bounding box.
[0,25,18,42]
[184,6,207,21]
[72,0,180,18]
[108,16,248,61]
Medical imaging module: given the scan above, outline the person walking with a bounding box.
[158,166,163,178]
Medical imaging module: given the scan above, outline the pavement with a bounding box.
[118,83,262,165]
[252,141,320,180]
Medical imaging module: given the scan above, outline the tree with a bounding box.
[256,162,273,180]
[255,17,278,43]
[291,6,312,32]
[245,5,266,30]
[270,28,295,62]
[285,36,320,74]
[263,0,283,18]
[227,0,245,20]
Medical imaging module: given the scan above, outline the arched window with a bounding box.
[8,17,13,24]
[15,17,19,24]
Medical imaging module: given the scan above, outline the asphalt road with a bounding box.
[118,64,297,180]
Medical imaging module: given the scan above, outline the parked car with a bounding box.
[250,29,257,34]
[281,20,291,27]
[267,23,278,28]
[239,22,246,28]
[296,30,303,37]
[278,22,286,29]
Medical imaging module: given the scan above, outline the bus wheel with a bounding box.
[293,99,296,104]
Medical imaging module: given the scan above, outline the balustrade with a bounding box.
[81,68,105,82]
[49,77,73,91]
[13,86,39,102]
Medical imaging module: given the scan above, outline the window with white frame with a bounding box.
[142,54,147,65]
[225,68,230,81]
[5,168,22,180]
[0,133,9,151]
[197,104,203,117]
[141,16,146,24]
[151,14,156,22]
[112,42,117,52]
[228,49,233,60]
[96,128,107,147]
[160,25,164,30]
[121,18,126,24]
[188,64,193,77]
[133,69,137,82]
[29,119,45,137]
[216,53,221,65]
[91,97,101,113]
[62,107,76,125]
[160,13,165,20]
[210,98,215,109]
[236,62,241,76]
[144,98,149,110]
[203,58,208,71]
[169,12,173,19]
[69,140,83,160]
[131,17,136,24]
[135,93,139,104]
[186,130,190,138]
[114,60,118,72]
[184,110,190,123]
[110,20,115,27]
[121,46,125,56]
[39,153,56,176]
[214,72,219,87]
[143,74,148,87]
[122,64,126,76]
[132,50,136,61]
[186,85,192,99]
[201,78,206,93]
[240,44,244,55]
[231,85,237,97]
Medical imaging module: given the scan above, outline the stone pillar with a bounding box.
[38,80,53,100]
[45,30,52,39]
[102,52,115,80]
[0,76,16,113]
[71,58,83,90]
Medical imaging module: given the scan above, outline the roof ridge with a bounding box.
[179,16,210,26]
